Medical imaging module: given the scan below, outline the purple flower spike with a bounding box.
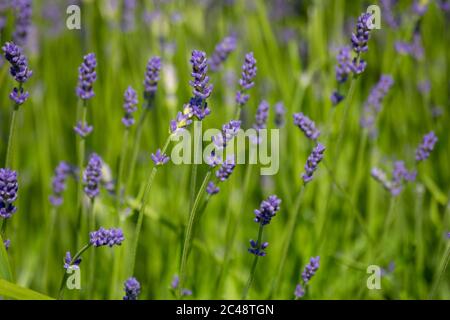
[351,13,373,54]
[209,35,237,72]
[2,42,32,83]
[294,284,305,298]
[89,227,124,247]
[248,240,269,256]
[253,100,270,131]
[74,121,93,138]
[302,256,320,283]
[206,181,220,195]
[350,58,367,75]
[189,50,213,100]
[121,0,136,32]
[49,161,74,207]
[3,239,11,251]
[190,96,211,121]
[63,251,82,270]
[0,168,18,219]
[123,277,141,300]
[415,131,438,162]
[254,195,281,226]
[9,87,29,105]
[216,157,236,182]
[144,56,162,102]
[236,52,257,106]
[274,102,286,128]
[151,149,170,166]
[12,0,32,46]
[331,90,344,106]
[335,46,352,83]
[76,53,97,100]
[293,112,320,140]
[302,144,325,184]
[83,153,103,199]
[122,86,138,127]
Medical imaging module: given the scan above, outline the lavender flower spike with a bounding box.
[206,181,220,195]
[274,102,286,128]
[76,53,97,100]
[63,251,82,270]
[213,120,241,149]
[49,161,73,206]
[416,131,438,162]
[122,86,138,127]
[302,144,325,184]
[0,168,19,219]
[351,13,373,54]
[302,256,320,283]
[209,35,237,72]
[151,149,170,166]
[2,42,33,83]
[335,46,352,83]
[89,227,125,247]
[236,52,257,106]
[83,153,103,199]
[13,0,32,47]
[293,112,320,140]
[216,157,236,182]
[254,195,281,226]
[123,277,141,300]
[253,100,270,130]
[144,56,162,102]
[189,50,213,100]
[294,284,305,299]
[248,240,269,256]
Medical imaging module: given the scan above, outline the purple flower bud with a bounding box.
[3,239,11,251]
[0,168,18,219]
[294,284,305,298]
[63,251,82,270]
[83,153,103,199]
[415,131,438,162]
[169,104,194,134]
[122,86,138,127]
[253,100,270,130]
[151,149,170,166]
[254,195,281,226]
[89,227,124,247]
[293,112,320,140]
[123,277,141,300]
[209,35,237,72]
[189,50,213,100]
[9,87,29,105]
[350,57,367,75]
[170,275,192,296]
[144,56,161,102]
[216,157,235,182]
[49,161,74,206]
[351,13,373,54]
[74,121,94,138]
[274,102,286,128]
[302,256,320,283]
[213,120,241,149]
[248,240,269,256]
[335,46,352,83]
[236,52,257,106]
[190,96,211,120]
[76,53,97,100]
[2,42,32,83]
[206,181,219,195]
[330,90,344,106]
[121,0,136,32]
[302,144,325,184]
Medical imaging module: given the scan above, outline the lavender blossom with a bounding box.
[121,0,136,32]
[76,53,97,100]
[335,46,352,83]
[371,167,391,192]
[144,56,162,102]
[294,284,305,299]
[293,112,320,140]
[122,86,138,127]
[302,143,325,184]
[206,182,220,195]
[213,120,241,149]
[209,35,237,72]
[89,227,125,247]
[236,52,257,106]
[13,0,32,46]
[151,149,170,166]
[412,0,429,16]
[330,91,344,106]
[63,251,82,270]
[415,131,438,162]
[9,87,29,105]
[83,153,103,199]
[390,161,416,196]
[189,50,213,100]
[302,256,320,283]
[49,161,73,206]
[253,100,270,130]
[254,195,281,226]
[169,104,194,134]
[351,13,373,54]
[123,277,141,300]
[206,151,222,168]
[190,96,211,121]
[74,121,93,138]
[248,240,269,256]
[395,32,424,60]
[381,0,400,29]
[0,168,18,219]
[274,102,285,127]
[170,275,193,296]
[216,158,235,182]
[2,42,33,83]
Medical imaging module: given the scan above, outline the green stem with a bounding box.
[88,199,96,295]
[42,207,58,291]
[178,170,212,297]
[116,128,130,211]
[234,104,242,121]
[429,243,450,298]
[129,135,171,275]
[5,105,19,168]
[189,122,202,211]
[242,224,264,299]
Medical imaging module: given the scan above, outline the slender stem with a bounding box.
[58,243,92,299]
[269,186,305,298]
[429,243,450,298]
[234,104,242,121]
[129,135,171,275]
[178,170,212,297]
[5,105,19,168]
[242,224,264,299]
[189,122,202,211]
[42,207,58,290]
[116,128,130,210]
[88,199,96,294]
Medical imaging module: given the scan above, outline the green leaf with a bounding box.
[0,233,13,281]
[0,279,54,300]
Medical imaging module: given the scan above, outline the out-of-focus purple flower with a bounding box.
[302,143,325,184]
[206,181,220,195]
[371,167,392,192]
[0,168,18,219]
[76,53,97,100]
[416,131,438,162]
[3,239,11,251]
[123,277,140,300]
[248,240,269,256]
[331,90,344,106]
[9,87,29,105]
[213,120,241,149]
[381,261,396,276]
[236,52,257,106]
[417,80,431,94]
[294,284,305,298]
[151,149,170,166]
[350,58,367,75]
[122,86,138,127]
[390,161,417,196]
[63,251,82,270]
[360,75,394,133]
[302,256,320,283]
[13,0,32,47]
[49,161,74,206]
[83,153,103,199]
[351,13,373,54]
[381,0,400,29]
[144,56,162,102]
[293,112,320,140]
[209,35,237,72]
[2,42,33,83]
[274,102,285,128]
[121,0,136,32]
[395,32,424,60]
[431,106,444,119]
[169,104,194,134]
[216,157,235,182]
[170,275,192,296]
[412,0,429,16]
[189,50,213,100]
[438,0,450,12]
[253,100,270,130]
[89,227,124,247]
[254,195,281,226]
[335,46,352,83]
[74,121,93,138]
